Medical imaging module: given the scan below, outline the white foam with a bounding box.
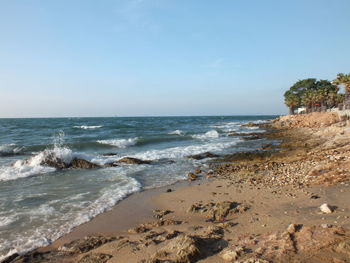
[0,174,140,261]
[192,130,219,140]
[130,138,240,160]
[74,125,103,129]
[168,130,184,136]
[0,144,24,155]
[0,145,74,182]
[210,122,241,132]
[0,215,17,228]
[97,137,138,148]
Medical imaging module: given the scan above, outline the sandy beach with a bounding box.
[4,112,350,263]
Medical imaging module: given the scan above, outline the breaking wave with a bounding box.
[192,130,219,140]
[168,130,184,136]
[0,144,24,156]
[97,138,138,148]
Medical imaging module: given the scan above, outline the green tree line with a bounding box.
[284,73,350,115]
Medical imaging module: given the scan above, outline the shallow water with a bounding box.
[0,115,275,259]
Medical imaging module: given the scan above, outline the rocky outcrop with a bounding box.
[147,226,226,263]
[223,224,350,263]
[272,112,340,129]
[78,253,112,263]
[187,152,220,160]
[116,157,152,165]
[188,201,250,221]
[58,235,116,254]
[40,154,100,170]
[70,159,100,169]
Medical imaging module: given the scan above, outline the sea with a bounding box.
[0,115,276,260]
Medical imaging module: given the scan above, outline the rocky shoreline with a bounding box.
[3,112,350,263]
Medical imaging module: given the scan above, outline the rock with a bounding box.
[148,234,203,263]
[117,157,152,165]
[194,168,202,174]
[40,154,100,169]
[1,253,20,263]
[7,251,70,263]
[70,158,100,169]
[101,153,118,156]
[128,225,150,234]
[104,162,119,167]
[166,188,172,193]
[188,201,250,221]
[153,209,172,219]
[221,246,244,261]
[58,235,116,253]
[187,173,198,181]
[320,203,333,214]
[40,154,68,169]
[78,253,112,263]
[286,224,301,234]
[187,152,220,160]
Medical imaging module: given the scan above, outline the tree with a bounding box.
[333,73,350,94]
[284,90,299,115]
[315,80,338,107]
[289,78,317,98]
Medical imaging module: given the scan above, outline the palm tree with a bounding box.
[326,91,338,108]
[333,73,350,94]
[284,91,299,115]
[301,90,311,112]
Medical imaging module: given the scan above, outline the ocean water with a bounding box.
[0,116,275,259]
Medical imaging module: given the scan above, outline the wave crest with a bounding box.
[73,125,103,129]
[192,130,219,140]
[168,130,184,136]
[97,138,138,148]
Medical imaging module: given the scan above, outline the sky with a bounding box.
[1,0,350,117]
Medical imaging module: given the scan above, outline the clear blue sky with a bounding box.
[1,0,350,117]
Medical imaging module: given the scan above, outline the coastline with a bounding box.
[4,112,350,263]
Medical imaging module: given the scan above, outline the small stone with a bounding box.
[319,203,333,214]
[287,224,297,233]
[187,172,197,181]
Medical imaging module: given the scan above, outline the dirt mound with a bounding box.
[272,112,340,128]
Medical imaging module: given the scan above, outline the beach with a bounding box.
[2,112,350,263]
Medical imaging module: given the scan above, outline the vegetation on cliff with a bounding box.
[284,73,350,114]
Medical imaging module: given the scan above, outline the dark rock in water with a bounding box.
[187,172,198,181]
[242,122,257,127]
[104,162,119,167]
[152,158,176,165]
[194,168,202,174]
[40,154,69,169]
[1,253,20,263]
[70,158,100,169]
[187,152,220,160]
[117,157,152,165]
[7,251,71,263]
[58,235,116,254]
[102,153,118,156]
[40,155,99,170]
[78,253,112,263]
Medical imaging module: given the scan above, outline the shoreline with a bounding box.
[4,112,350,263]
